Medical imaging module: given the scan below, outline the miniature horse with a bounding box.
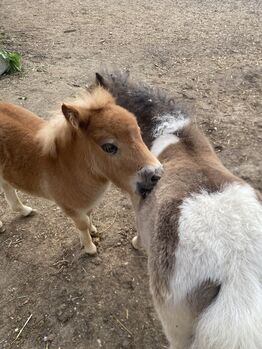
[95,71,262,349]
[0,86,162,254]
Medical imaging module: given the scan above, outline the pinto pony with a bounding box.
[0,86,162,254]
[95,70,262,349]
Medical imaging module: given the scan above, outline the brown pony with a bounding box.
[0,86,162,254]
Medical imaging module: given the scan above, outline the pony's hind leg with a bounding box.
[2,182,35,217]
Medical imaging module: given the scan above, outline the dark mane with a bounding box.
[93,69,187,147]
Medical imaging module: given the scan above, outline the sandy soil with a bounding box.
[0,0,261,348]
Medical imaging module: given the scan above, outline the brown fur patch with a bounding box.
[148,197,181,301]
[187,280,221,315]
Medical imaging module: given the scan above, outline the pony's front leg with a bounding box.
[64,208,97,255]
[130,195,143,250]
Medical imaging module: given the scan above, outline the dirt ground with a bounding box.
[0,0,261,348]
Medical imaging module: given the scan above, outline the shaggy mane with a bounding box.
[94,68,190,148]
[73,85,115,110]
[36,116,72,157]
[36,86,114,157]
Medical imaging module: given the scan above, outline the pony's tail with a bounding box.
[191,276,262,349]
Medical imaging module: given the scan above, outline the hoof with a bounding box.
[84,242,97,255]
[90,224,99,237]
[21,206,37,217]
[91,224,97,233]
[0,221,5,233]
[132,236,140,250]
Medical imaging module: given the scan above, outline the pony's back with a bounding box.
[0,103,46,194]
[0,102,44,131]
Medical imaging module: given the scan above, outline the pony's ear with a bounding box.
[95,72,107,88]
[62,103,82,129]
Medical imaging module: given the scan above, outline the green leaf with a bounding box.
[0,49,22,74]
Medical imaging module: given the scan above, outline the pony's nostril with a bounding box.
[151,175,161,183]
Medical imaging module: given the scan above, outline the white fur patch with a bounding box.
[151,113,189,157]
[169,183,262,348]
[153,113,189,138]
[151,134,179,157]
[35,116,72,157]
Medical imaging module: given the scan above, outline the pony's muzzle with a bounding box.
[136,164,163,198]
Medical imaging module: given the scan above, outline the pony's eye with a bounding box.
[101,143,118,155]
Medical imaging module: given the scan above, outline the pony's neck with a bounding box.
[159,123,226,170]
[179,124,216,157]
[37,117,106,182]
[57,133,107,182]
